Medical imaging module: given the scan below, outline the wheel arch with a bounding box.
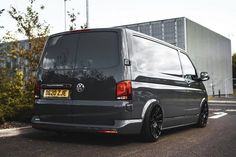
[141,99,164,119]
[200,97,208,109]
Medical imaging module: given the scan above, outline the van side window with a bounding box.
[179,52,197,78]
[132,36,182,76]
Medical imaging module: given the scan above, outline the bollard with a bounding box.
[218,90,221,97]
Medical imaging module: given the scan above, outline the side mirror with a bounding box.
[200,72,209,81]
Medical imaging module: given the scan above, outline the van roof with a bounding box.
[122,28,187,53]
[49,28,123,38]
[49,28,188,54]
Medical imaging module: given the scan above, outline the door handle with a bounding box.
[184,76,192,86]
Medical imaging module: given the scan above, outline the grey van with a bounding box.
[32,28,209,142]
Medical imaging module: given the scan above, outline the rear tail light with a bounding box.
[97,130,118,134]
[34,81,41,99]
[116,80,132,100]
[71,29,90,32]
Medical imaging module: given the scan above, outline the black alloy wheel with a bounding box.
[150,106,163,139]
[141,104,163,142]
[197,103,208,128]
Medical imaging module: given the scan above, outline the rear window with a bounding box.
[41,31,120,69]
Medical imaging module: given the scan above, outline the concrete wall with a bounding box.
[186,18,232,95]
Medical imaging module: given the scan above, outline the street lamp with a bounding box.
[64,0,70,31]
[86,0,89,28]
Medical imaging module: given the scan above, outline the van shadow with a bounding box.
[161,125,196,137]
[23,125,196,146]
[23,130,138,146]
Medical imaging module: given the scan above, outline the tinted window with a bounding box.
[75,32,119,69]
[179,52,196,77]
[42,34,77,69]
[41,32,119,69]
[132,36,182,76]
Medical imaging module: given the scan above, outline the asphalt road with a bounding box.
[0,103,236,157]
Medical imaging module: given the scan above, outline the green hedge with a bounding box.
[0,106,5,124]
[0,68,34,124]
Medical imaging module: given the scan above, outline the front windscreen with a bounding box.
[41,31,120,69]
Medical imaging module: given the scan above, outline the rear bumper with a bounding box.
[31,116,142,134]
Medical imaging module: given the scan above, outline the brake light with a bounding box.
[34,81,41,99]
[116,81,132,100]
[97,130,118,134]
[71,29,90,32]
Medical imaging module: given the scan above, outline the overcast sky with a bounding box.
[1,0,236,53]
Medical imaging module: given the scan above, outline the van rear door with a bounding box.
[36,33,78,123]
[71,31,123,125]
[37,30,123,124]
[71,31,122,101]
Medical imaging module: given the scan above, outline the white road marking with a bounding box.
[225,109,236,112]
[209,109,221,111]
[209,112,228,119]
[208,100,236,104]
[209,104,236,107]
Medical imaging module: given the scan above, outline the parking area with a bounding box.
[0,102,236,157]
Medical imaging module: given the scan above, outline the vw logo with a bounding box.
[76,83,85,93]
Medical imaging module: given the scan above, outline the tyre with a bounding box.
[197,102,208,128]
[141,104,163,142]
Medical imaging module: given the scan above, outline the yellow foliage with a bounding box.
[0,0,49,123]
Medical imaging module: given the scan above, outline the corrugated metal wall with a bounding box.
[119,17,233,95]
[123,17,186,50]
[186,19,233,95]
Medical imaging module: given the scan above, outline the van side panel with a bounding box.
[127,32,202,128]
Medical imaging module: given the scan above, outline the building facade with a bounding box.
[0,40,30,75]
[119,17,232,95]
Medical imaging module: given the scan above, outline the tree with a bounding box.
[232,54,236,78]
[232,53,236,90]
[0,8,6,67]
[67,8,87,30]
[67,9,80,31]
[0,0,50,124]
[6,0,50,73]
[0,9,4,14]
[0,9,4,28]
[0,68,25,123]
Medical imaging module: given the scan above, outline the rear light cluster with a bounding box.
[71,29,90,32]
[97,130,118,134]
[34,81,41,99]
[116,80,132,100]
